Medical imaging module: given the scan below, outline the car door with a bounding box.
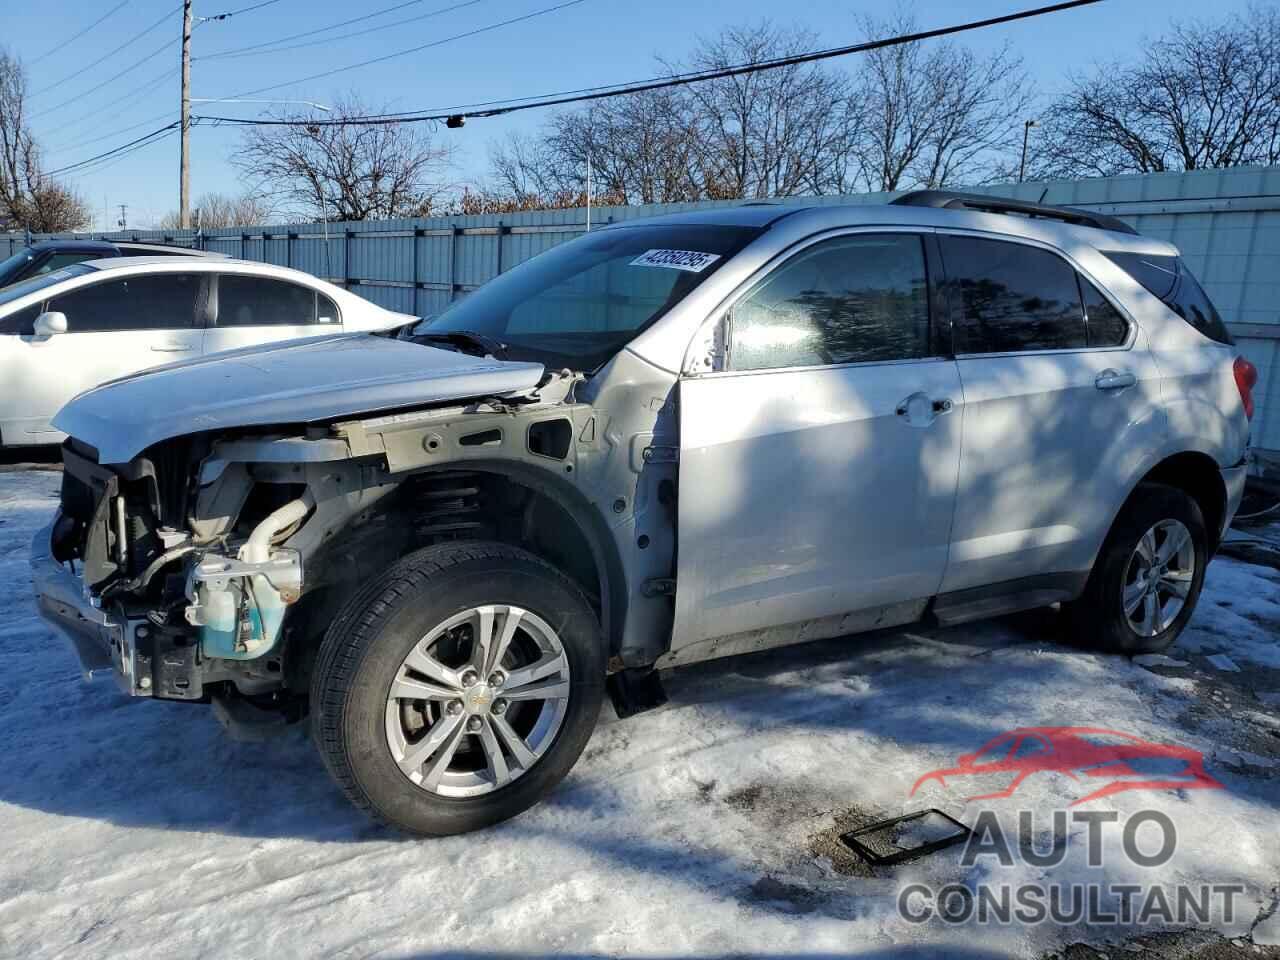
[936,234,1164,597]
[674,231,964,648]
[7,271,207,441]
[202,272,341,356]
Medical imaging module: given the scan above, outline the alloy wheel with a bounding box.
[384,605,571,798]
[1121,519,1195,638]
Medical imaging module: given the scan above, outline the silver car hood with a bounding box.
[55,334,545,464]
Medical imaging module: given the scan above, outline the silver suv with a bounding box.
[32,192,1257,835]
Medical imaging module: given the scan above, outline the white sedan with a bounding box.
[0,257,416,446]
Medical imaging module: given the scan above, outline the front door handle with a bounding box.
[1095,369,1136,390]
[151,343,195,353]
[896,392,954,427]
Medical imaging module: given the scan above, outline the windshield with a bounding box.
[416,224,762,370]
[0,263,95,307]
[0,249,36,288]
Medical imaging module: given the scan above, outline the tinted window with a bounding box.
[942,236,1086,353]
[729,234,931,371]
[0,303,42,336]
[47,273,202,332]
[0,262,94,301]
[416,224,761,371]
[1081,277,1128,347]
[34,252,98,277]
[1103,251,1232,345]
[217,275,335,327]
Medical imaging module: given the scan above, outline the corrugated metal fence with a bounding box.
[5,166,1280,454]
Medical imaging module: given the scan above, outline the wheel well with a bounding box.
[1138,452,1227,549]
[284,466,617,689]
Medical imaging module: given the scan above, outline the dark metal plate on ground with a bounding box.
[838,808,973,866]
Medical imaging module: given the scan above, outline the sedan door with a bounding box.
[202,273,341,356]
[674,232,963,649]
[5,271,206,441]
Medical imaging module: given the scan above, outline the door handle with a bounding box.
[1095,369,1136,390]
[151,343,194,353]
[896,393,953,426]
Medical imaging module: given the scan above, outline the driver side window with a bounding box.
[728,233,932,372]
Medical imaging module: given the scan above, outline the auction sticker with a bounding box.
[630,249,722,272]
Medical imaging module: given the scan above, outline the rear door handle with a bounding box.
[1095,369,1136,390]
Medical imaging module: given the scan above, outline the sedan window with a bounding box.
[0,263,94,304]
[46,273,204,332]
[217,275,335,327]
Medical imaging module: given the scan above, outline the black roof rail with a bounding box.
[890,189,1139,236]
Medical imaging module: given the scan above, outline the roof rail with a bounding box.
[890,189,1139,236]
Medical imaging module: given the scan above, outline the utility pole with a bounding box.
[179,0,193,228]
[1019,119,1037,183]
[117,204,128,230]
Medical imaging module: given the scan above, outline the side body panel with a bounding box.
[675,357,963,647]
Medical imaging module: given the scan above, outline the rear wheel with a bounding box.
[311,541,605,836]
[1066,483,1208,654]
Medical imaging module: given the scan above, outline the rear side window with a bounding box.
[217,275,338,327]
[46,272,203,332]
[941,236,1086,353]
[728,233,932,371]
[1103,252,1232,344]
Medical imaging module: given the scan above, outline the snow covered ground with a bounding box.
[0,467,1277,960]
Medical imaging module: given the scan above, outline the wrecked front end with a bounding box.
[30,353,680,733]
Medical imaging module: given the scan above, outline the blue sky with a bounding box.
[4,0,1256,229]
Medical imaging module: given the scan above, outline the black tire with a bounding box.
[1065,483,1208,655]
[311,541,605,836]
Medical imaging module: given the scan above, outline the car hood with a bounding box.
[54,334,545,464]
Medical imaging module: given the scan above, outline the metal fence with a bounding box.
[5,166,1280,455]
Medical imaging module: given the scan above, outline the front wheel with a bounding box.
[311,542,605,836]
[1065,483,1208,655]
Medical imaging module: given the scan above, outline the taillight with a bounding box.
[1233,355,1258,420]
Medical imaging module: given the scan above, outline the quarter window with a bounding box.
[941,236,1086,354]
[217,275,338,327]
[728,233,931,372]
[46,273,203,332]
[1080,277,1128,347]
[1102,251,1232,345]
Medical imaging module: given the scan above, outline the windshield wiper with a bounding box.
[415,330,509,359]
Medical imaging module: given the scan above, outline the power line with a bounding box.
[200,0,474,60]
[220,0,591,99]
[47,108,178,156]
[198,0,1103,129]
[31,37,176,121]
[43,122,181,178]
[39,68,180,144]
[199,0,287,20]
[28,3,181,99]
[27,1,132,67]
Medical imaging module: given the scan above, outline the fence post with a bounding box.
[496,221,508,278]
[343,229,353,289]
[449,225,462,302]
[412,226,422,317]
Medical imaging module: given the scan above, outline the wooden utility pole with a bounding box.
[179,0,193,228]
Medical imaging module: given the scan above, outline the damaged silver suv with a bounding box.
[32,192,1255,835]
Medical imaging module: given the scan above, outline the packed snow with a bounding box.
[0,467,1277,959]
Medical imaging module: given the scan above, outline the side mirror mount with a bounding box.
[33,311,68,338]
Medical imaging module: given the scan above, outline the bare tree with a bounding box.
[849,14,1033,192]
[673,23,856,198]
[0,48,92,232]
[232,95,455,221]
[158,191,273,229]
[1032,4,1280,177]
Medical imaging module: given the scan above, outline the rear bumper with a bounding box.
[30,519,132,687]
